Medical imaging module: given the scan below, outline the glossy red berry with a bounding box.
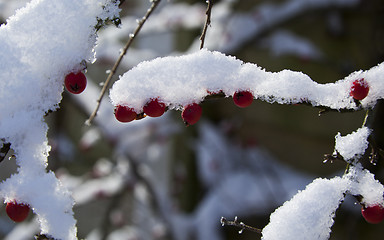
[233,90,253,108]
[114,105,136,123]
[65,72,87,94]
[6,201,30,222]
[143,98,166,117]
[361,205,384,224]
[181,103,202,126]
[350,78,369,100]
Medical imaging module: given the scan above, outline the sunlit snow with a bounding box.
[110,49,384,112]
[1,0,383,239]
[334,127,371,161]
[262,177,349,240]
[0,0,120,239]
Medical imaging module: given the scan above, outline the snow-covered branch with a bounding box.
[110,49,383,114]
[0,0,120,239]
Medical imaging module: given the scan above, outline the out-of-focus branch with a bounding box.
[124,153,175,240]
[99,184,127,240]
[86,0,162,125]
[216,0,359,53]
[200,0,214,49]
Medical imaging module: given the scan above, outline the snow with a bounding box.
[334,127,372,161]
[108,31,384,240]
[0,0,120,239]
[0,0,383,239]
[262,177,349,240]
[0,0,30,20]
[110,49,384,112]
[346,164,384,207]
[261,163,384,240]
[108,43,384,240]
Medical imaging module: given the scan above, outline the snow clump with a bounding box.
[334,127,372,161]
[261,176,349,240]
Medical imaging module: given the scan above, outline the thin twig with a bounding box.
[221,216,262,234]
[199,0,214,49]
[323,151,345,164]
[86,0,162,125]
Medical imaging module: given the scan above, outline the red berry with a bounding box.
[350,78,369,100]
[181,103,202,126]
[114,105,136,123]
[233,90,253,108]
[361,205,384,224]
[65,72,87,94]
[143,98,166,117]
[6,201,30,222]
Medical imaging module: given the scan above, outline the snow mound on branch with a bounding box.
[261,177,349,240]
[110,49,384,112]
[347,165,384,206]
[334,127,371,161]
[261,164,384,240]
[0,0,120,239]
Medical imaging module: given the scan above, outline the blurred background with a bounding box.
[1,0,384,239]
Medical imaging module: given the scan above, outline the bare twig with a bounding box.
[199,0,214,49]
[323,151,345,164]
[86,0,162,125]
[221,216,262,234]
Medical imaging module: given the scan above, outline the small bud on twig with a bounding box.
[220,216,262,234]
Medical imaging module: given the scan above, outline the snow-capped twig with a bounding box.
[199,0,214,49]
[86,0,162,125]
[220,216,262,234]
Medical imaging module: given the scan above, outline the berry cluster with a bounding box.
[113,77,370,126]
[5,201,30,222]
[64,71,87,94]
[114,90,255,126]
[114,98,167,123]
